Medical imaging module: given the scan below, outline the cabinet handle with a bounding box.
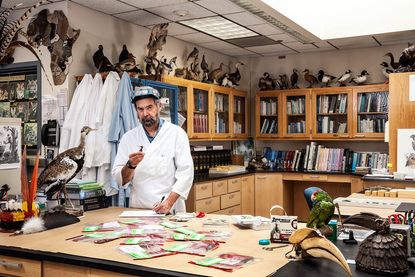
[201,185,208,190]
[242,178,247,181]
[309,175,320,179]
[0,260,22,269]
[229,194,235,199]
[231,180,238,184]
[257,176,267,179]
[354,134,365,138]
[205,200,212,205]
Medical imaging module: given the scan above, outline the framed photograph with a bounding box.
[15,102,29,122]
[23,122,37,146]
[25,75,37,99]
[0,82,9,100]
[8,82,17,100]
[0,117,21,169]
[15,81,25,100]
[397,129,415,177]
[233,138,255,161]
[28,101,37,121]
[0,102,11,117]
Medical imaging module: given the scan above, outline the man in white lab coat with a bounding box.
[112,86,194,213]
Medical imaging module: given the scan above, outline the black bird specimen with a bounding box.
[93,45,113,72]
[258,72,276,90]
[290,69,299,88]
[317,70,336,87]
[186,47,199,62]
[38,126,95,207]
[279,74,289,89]
[350,70,369,85]
[201,54,209,82]
[380,62,393,82]
[397,43,415,71]
[302,69,318,88]
[384,52,400,69]
[227,62,244,87]
[336,69,352,86]
[343,212,408,275]
[119,44,130,63]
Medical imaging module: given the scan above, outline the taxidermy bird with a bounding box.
[146,23,168,59]
[384,52,400,70]
[410,134,415,151]
[119,44,130,63]
[208,62,226,84]
[174,67,188,79]
[380,62,393,81]
[186,47,199,62]
[290,69,299,88]
[398,43,415,70]
[226,62,244,87]
[279,74,289,90]
[317,70,336,87]
[350,70,369,85]
[336,70,352,86]
[38,127,95,207]
[160,56,177,75]
[201,54,209,82]
[304,188,335,236]
[343,212,408,275]
[287,228,352,277]
[0,184,10,200]
[93,45,113,72]
[302,69,318,88]
[258,72,276,90]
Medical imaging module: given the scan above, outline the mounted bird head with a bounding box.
[288,228,352,276]
[380,62,389,68]
[80,126,95,136]
[302,69,310,74]
[360,70,369,76]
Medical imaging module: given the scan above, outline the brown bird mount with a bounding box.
[303,69,318,88]
[343,212,408,275]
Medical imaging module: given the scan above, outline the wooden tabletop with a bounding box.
[0,207,290,276]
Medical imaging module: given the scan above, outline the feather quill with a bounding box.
[20,146,28,204]
[20,217,46,234]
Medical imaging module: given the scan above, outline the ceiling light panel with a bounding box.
[283,41,317,51]
[115,10,169,26]
[224,11,265,26]
[120,0,188,9]
[147,2,214,21]
[195,0,245,15]
[72,0,135,15]
[180,16,257,40]
[202,41,239,51]
[175,32,220,44]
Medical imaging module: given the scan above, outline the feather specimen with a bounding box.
[20,146,40,215]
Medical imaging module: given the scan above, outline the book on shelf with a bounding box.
[67,188,105,200]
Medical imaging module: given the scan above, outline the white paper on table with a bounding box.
[119,245,145,254]
[102,221,121,228]
[119,210,165,217]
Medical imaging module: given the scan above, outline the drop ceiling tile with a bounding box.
[195,0,244,14]
[175,32,220,44]
[202,41,238,51]
[375,30,415,45]
[266,33,297,43]
[164,23,197,36]
[120,0,188,9]
[328,36,378,49]
[219,48,256,56]
[262,49,296,56]
[72,0,136,15]
[2,0,44,8]
[313,41,337,50]
[147,2,215,21]
[115,10,169,26]
[248,24,283,36]
[246,44,287,54]
[283,41,318,51]
[224,12,265,26]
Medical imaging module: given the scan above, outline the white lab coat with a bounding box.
[112,121,194,213]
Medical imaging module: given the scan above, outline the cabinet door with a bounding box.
[282,89,311,138]
[189,82,211,139]
[352,84,389,139]
[311,88,352,139]
[232,90,249,138]
[254,174,283,217]
[241,175,254,215]
[211,86,231,138]
[255,91,281,138]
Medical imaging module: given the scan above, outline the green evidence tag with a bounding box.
[130,229,145,235]
[83,226,99,232]
[194,257,225,266]
[125,238,143,245]
[188,233,205,241]
[130,252,152,259]
[85,233,105,238]
[121,219,142,224]
[161,222,178,229]
[173,233,187,241]
[163,243,190,252]
[175,228,195,235]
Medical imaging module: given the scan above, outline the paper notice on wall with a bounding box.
[42,95,58,124]
[409,75,415,101]
[57,89,68,126]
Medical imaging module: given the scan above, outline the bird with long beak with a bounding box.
[287,227,352,277]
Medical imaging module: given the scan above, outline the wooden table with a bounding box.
[0,207,290,277]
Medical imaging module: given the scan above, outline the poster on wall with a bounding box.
[0,118,21,170]
[397,129,415,177]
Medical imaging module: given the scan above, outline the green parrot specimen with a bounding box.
[306,190,335,229]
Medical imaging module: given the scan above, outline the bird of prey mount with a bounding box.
[38,126,94,214]
[145,23,169,80]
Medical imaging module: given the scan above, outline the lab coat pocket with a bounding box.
[155,155,168,176]
[136,155,168,177]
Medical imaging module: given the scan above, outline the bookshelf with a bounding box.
[352,84,389,139]
[232,90,248,138]
[282,89,311,138]
[255,91,281,138]
[311,87,352,139]
[211,86,231,138]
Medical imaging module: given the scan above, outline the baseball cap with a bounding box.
[131,86,160,103]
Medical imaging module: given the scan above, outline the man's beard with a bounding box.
[140,115,158,127]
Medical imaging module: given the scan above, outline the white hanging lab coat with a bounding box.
[112,121,194,213]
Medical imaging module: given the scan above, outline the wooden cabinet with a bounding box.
[352,84,389,139]
[254,174,284,217]
[311,87,352,139]
[241,175,254,214]
[255,91,281,138]
[0,255,41,277]
[282,89,311,138]
[161,75,248,140]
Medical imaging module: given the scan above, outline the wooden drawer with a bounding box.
[213,205,241,215]
[212,180,228,196]
[221,191,241,209]
[227,177,241,192]
[0,255,41,277]
[302,174,328,182]
[195,182,212,200]
[195,196,220,213]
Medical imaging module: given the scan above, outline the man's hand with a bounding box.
[128,151,145,168]
[153,192,180,214]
